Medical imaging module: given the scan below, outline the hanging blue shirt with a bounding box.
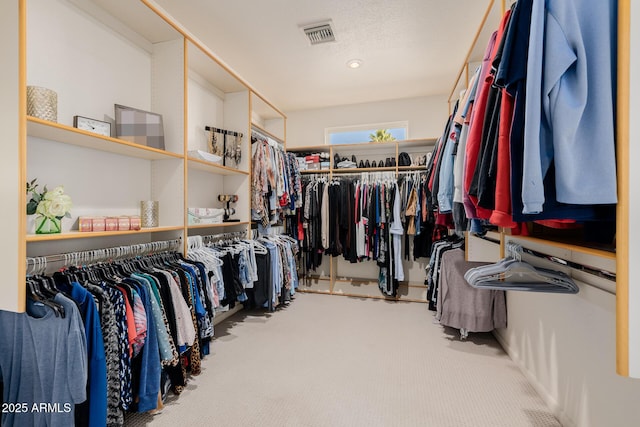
[70,282,107,427]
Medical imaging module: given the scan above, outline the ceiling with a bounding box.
[152,0,499,113]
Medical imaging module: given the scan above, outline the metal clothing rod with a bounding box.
[472,233,501,245]
[25,238,182,276]
[302,173,328,180]
[251,129,284,146]
[330,171,397,178]
[205,126,243,138]
[518,245,616,283]
[201,231,247,244]
[470,233,616,282]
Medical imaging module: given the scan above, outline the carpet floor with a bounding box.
[125,292,560,427]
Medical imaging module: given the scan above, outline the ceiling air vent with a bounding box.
[301,21,336,45]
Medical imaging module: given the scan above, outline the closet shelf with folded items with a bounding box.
[292,146,332,173]
[288,139,436,174]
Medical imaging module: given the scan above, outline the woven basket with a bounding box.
[26,86,57,122]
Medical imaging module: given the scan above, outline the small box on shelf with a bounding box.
[117,216,130,231]
[105,217,118,232]
[129,216,141,230]
[92,217,106,232]
[305,155,320,163]
[78,215,142,232]
[79,217,92,232]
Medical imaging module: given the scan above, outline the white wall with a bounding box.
[27,0,152,128]
[187,73,225,153]
[495,285,640,427]
[286,95,447,148]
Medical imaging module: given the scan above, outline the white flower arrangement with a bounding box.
[26,179,72,219]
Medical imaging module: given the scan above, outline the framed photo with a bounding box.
[114,104,165,150]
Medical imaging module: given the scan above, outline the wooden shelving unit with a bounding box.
[5,0,285,312]
[289,138,435,303]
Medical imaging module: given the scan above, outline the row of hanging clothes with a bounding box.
[251,131,302,228]
[293,171,436,297]
[428,0,617,245]
[187,233,299,312]
[1,234,300,427]
[426,236,507,339]
[3,240,202,427]
[426,231,585,339]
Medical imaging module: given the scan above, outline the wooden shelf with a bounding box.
[330,138,435,151]
[397,165,428,172]
[188,221,250,230]
[26,226,184,242]
[509,235,617,260]
[287,145,330,152]
[332,166,396,174]
[187,157,249,175]
[301,169,330,174]
[27,117,184,160]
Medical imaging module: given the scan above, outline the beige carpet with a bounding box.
[125,293,560,427]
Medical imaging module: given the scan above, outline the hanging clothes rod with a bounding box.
[251,128,284,146]
[472,233,501,245]
[205,126,243,138]
[301,173,329,180]
[188,231,248,249]
[471,233,616,283]
[25,238,182,275]
[201,231,247,244]
[330,171,398,178]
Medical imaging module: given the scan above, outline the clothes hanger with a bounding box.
[251,240,268,255]
[26,276,65,318]
[464,243,579,294]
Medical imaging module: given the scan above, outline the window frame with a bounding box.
[324,121,409,145]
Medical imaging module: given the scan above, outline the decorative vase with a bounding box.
[26,86,58,122]
[140,200,159,228]
[35,215,61,234]
[26,215,36,234]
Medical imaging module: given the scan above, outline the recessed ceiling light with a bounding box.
[347,59,362,69]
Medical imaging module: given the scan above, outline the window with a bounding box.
[325,121,408,145]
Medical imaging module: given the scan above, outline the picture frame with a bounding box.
[114,104,165,150]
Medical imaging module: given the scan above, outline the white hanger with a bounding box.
[464,243,578,294]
